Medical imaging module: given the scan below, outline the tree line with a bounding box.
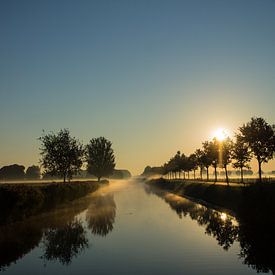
[39,129,116,182]
[0,130,116,183]
[161,117,275,184]
[0,164,40,180]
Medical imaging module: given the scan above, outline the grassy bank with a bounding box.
[146,178,275,217]
[0,181,100,224]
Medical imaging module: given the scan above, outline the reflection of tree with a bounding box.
[146,184,275,273]
[86,193,116,236]
[203,211,238,250]
[41,219,88,265]
[0,196,91,270]
[146,185,239,250]
[238,206,275,274]
[0,223,42,271]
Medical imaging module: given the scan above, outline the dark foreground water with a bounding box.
[0,180,272,274]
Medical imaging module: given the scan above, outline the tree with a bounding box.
[202,141,215,181]
[39,129,84,183]
[195,149,205,180]
[188,153,198,179]
[209,138,219,182]
[86,137,115,181]
[0,164,25,180]
[232,135,251,183]
[238,117,275,183]
[175,151,184,179]
[220,137,233,185]
[26,165,41,180]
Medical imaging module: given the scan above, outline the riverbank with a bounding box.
[146,178,275,219]
[0,181,101,224]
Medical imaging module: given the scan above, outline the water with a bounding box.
[0,179,271,274]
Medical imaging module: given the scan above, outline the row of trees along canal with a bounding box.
[161,117,275,184]
[39,129,116,182]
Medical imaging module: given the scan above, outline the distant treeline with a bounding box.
[0,164,131,181]
[143,117,275,184]
[0,164,40,180]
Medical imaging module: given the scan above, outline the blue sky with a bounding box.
[1,0,275,174]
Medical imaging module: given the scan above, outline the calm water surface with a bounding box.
[0,180,270,274]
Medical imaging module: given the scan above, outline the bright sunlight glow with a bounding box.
[213,128,229,141]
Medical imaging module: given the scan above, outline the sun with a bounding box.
[213,128,228,141]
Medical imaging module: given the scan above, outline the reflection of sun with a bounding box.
[214,128,228,141]
[220,213,227,221]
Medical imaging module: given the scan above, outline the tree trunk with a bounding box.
[188,171,190,179]
[225,165,229,186]
[98,176,101,182]
[206,167,209,181]
[258,159,262,183]
[193,169,196,179]
[63,174,66,183]
[200,167,203,180]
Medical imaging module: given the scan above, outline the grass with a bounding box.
[0,181,100,225]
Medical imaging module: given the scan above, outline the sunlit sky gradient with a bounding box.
[1,0,275,175]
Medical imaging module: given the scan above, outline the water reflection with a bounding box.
[145,184,275,274]
[86,193,116,236]
[0,221,43,271]
[238,214,275,274]
[0,191,117,271]
[41,219,88,265]
[145,186,239,250]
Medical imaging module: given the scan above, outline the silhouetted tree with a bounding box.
[188,153,198,179]
[165,153,178,178]
[142,166,164,177]
[25,165,40,180]
[232,135,252,183]
[0,164,25,180]
[238,117,275,183]
[220,137,233,185]
[174,151,183,179]
[86,137,115,181]
[209,138,219,182]
[39,129,84,183]
[202,141,214,181]
[195,149,205,180]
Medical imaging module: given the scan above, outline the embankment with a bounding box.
[0,181,100,224]
[146,178,275,219]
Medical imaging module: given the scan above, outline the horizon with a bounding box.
[1,0,275,175]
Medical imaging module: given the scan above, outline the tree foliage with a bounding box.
[86,137,115,181]
[39,129,84,183]
[0,164,25,180]
[202,141,214,181]
[232,135,251,183]
[238,117,275,182]
[219,137,233,185]
[26,165,41,180]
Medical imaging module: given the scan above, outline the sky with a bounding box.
[0,0,275,175]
